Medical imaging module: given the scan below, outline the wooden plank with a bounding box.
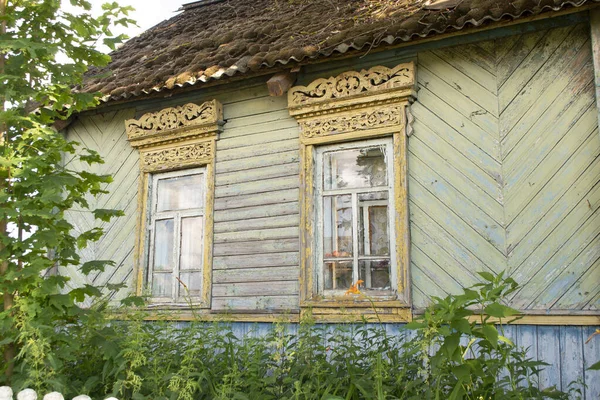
[216,150,299,174]
[213,280,299,297]
[415,85,500,157]
[408,179,506,270]
[508,129,600,273]
[214,226,299,243]
[496,30,546,87]
[216,163,299,186]
[221,116,299,139]
[410,201,490,274]
[410,262,450,309]
[419,51,498,117]
[556,257,600,310]
[223,109,293,130]
[213,238,298,256]
[591,9,600,132]
[409,152,505,252]
[212,295,298,311]
[214,202,298,222]
[537,326,562,391]
[410,111,502,200]
[499,25,573,113]
[417,61,498,136]
[506,113,598,226]
[532,236,600,310]
[410,242,465,296]
[516,324,538,384]
[217,138,298,162]
[508,159,600,270]
[213,266,299,284]
[584,325,600,399]
[411,224,480,288]
[445,41,497,75]
[214,214,299,233]
[223,94,287,120]
[560,326,585,393]
[213,252,299,270]
[431,46,496,94]
[217,126,298,150]
[512,211,600,310]
[502,40,593,158]
[214,188,299,210]
[215,175,298,198]
[500,24,588,134]
[410,136,504,225]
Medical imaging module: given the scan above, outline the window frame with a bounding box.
[288,63,416,314]
[314,138,398,299]
[146,167,207,304]
[126,100,223,310]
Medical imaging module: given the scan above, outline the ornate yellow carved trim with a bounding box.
[299,105,405,139]
[140,140,214,173]
[289,63,415,107]
[126,100,223,148]
[289,63,416,119]
[289,63,415,308]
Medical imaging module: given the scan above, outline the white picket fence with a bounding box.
[0,387,117,400]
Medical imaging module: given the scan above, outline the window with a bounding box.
[125,99,223,309]
[315,139,397,298]
[147,168,206,303]
[287,62,415,314]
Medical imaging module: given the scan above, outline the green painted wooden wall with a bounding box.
[62,109,138,302]
[64,21,599,313]
[409,22,599,312]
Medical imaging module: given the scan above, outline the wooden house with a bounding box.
[65,0,600,396]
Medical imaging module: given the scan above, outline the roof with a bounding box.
[82,0,599,103]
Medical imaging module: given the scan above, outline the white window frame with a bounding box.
[146,167,206,304]
[314,138,398,299]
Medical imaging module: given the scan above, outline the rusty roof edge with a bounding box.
[93,1,599,108]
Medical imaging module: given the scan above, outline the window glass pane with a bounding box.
[180,216,203,270]
[179,272,202,297]
[153,219,174,271]
[324,260,353,290]
[323,146,387,190]
[359,259,391,290]
[323,195,352,258]
[156,173,204,211]
[152,272,172,298]
[358,192,389,256]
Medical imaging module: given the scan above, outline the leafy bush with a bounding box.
[6,272,584,399]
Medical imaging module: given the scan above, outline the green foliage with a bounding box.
[0,0,134,389]
[9,273,586,399]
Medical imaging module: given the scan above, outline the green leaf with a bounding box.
[451,318,472,334]
[121,296,146,307]
[589,360,600,370]
[484,302,520,318]
[482,325,499,348]
[81,259,115,274]
[93,208,124,222]
[477,271,495,282]
[404,321,426,330]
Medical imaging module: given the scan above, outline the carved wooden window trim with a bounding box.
[126,100,224,308]
[288,63,416,313]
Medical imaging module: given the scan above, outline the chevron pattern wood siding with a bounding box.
[63,109,139,301]
[410,23,600,312]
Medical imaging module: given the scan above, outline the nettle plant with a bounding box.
[405,271,578,400]
[50,273,580,400]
